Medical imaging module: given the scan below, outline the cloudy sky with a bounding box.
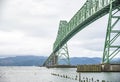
[0,0,119,58]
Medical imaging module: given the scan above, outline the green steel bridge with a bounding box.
[43,0,120,66]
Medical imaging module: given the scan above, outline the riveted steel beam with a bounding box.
[102,0,120,63]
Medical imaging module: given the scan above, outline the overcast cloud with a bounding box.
[0,0,119,58]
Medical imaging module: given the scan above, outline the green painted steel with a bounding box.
[102,1,120,63]
[57,44,70,65]
[43,21,70,66]
[43,0,120,66]
[53,0,120,53]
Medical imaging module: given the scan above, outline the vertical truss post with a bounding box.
[52,54,58,65]
[56,44,70,65]
[102,1,120,63]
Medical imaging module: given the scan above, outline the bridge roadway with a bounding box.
[43,0,120,66]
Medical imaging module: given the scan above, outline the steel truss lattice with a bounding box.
[103,1,120,63]
[56,44,70,65]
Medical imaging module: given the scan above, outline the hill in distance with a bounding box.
[0,55,119,66]
[0,56,47,66]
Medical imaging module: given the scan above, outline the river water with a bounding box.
[0,67,119,82]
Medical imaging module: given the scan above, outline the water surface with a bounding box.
[0,67,119,82]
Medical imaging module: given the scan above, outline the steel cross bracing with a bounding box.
[43,21,70,66]
[57,44,70,65]
[102,1,120,63]
[53,0,120,53]
[43,0,120,66]
[44,55,58,66]
[44,44,70,66]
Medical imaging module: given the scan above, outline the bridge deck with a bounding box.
[53,0,120,53]
[43,0,120,66]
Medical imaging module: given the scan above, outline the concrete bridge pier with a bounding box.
[101,64,120,72]
[77,64,120,72]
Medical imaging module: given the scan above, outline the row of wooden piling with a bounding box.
[80,77,112,82]
[51,73,114,82]
[51,73,78,80]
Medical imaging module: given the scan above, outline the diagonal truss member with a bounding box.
[56,44,70,65]
[102,1,120,63]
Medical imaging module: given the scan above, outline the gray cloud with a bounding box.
[0,0,112,57]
